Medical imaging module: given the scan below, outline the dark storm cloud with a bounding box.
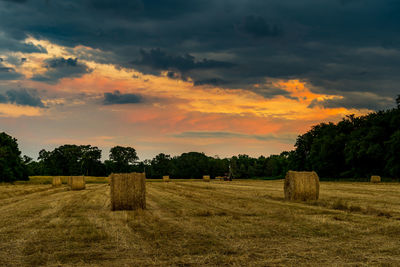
[132,48,235,74]
[0,93,7,102]
[237,15,281,38]
[0,63,23,80]
[194,78,227,86]
[252,86,296,100]
[0,0,28,3]
[308,93,394,110]
[339,0,362,6]
[31,57,91,84]
[0,0,399,110]
[0,88,45,107]
[0,32,46,54]
[103,90,143,105]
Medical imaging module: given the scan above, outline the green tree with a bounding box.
[80,145,103,176]
[292,106,400,179]
[37,145,104,176]
[0,132,28,182]
[385,131,400,178]
[149,153,172,178]
[109,146,139,173]
[171,152,210,179]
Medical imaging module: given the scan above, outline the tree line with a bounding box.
[0,135,290,182]
[26,147,290,180]
[1,96,399,182]
[288,107,400,179]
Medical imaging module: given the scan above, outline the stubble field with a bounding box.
[1,179,400,266]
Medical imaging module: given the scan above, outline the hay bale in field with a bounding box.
[67,176,72,186]
[284,171,319,201]
[163,175,170,182]
[60,176,69,184]
[70,176,86,190]
[52,177,62,187]
[110,172,146,211]
[215,176,224,181]
[370,175,381,183]
[203,175,210,182]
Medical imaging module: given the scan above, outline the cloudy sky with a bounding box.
[0,0,398,160]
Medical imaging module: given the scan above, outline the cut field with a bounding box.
[1,180,400,266]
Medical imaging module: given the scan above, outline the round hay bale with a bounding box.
[370,175,381,183]
[70,176,86,190]
[284,171,319,201]
[163,175,170,182]
[203,175,210,182]
[52,176,62,187]
[110,172,146,211]
[60,176,69,184]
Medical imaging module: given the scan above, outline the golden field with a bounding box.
[1,179,400,266]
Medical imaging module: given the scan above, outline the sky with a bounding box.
[0,0,398,160]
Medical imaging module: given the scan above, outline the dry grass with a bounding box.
[110,173,146,211]
[23,176,109,185]
[284,171,319,201]
[1,180,400,266]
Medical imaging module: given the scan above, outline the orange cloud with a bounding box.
[0,104,42,117]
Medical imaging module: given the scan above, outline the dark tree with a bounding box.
[171,152,210,179]
[109,146,139,173]
[36,145,104,176]
[148,153,172,178]
[292,106,400,180]
[0,132,28,182]
[80,145,103,176]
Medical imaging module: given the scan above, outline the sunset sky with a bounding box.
[0,0,397,160]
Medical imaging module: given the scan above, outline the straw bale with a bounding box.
[203,175,210,182]
[52,176,62,187]
[70,176,86,190]
[284,171,319,201]
[163,175,170,182]
[110,172,146,211]
[370,175,381,183]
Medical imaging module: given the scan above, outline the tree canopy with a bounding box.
[33,145,104,176]
[290,108,400,179]
[0,132,28,182]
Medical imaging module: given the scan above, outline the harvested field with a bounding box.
[1,180,400,266]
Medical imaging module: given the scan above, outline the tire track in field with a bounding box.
[83,183,239,265]
[0,186,81,266]
[0,185,52,201]
[0,185,104,266]
[20,185,115,266]
[0,186,68,209]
